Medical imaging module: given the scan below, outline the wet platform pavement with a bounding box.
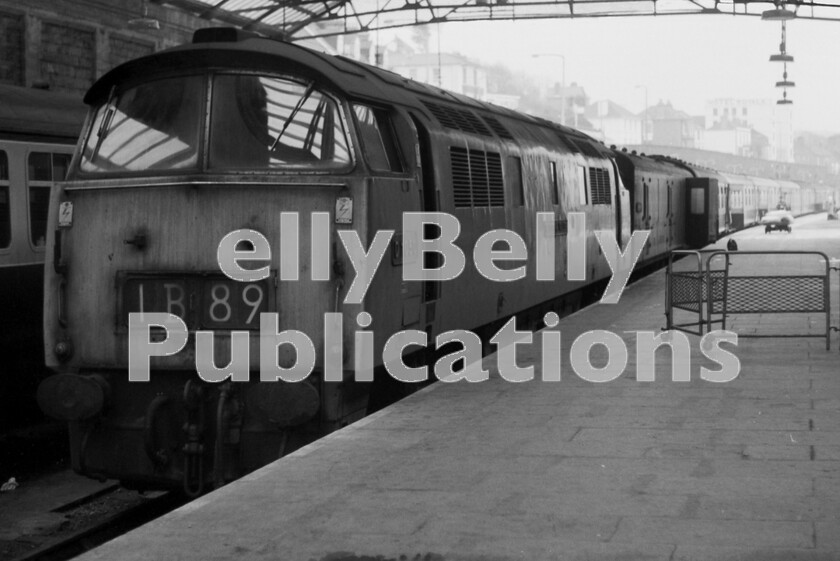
[78,215,840,561]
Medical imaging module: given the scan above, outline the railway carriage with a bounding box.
[613,151,692,266]
[722,173,755,230]
[777,179,801,213]
[793,180,816,213]
[672,163,731,236]
[749,175,778,220]
[0,84,84,429]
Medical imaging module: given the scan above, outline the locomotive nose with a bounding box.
[37,373,110,421]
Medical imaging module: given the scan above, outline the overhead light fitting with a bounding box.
[776,65,795,88]
[128,17,160,30]
[777,89,793,105]
[767,8,796,105]
[762,8,796,21]
[128,0,160,30]
[769,20,793,62]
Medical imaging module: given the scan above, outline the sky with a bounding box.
[384,14,840,135]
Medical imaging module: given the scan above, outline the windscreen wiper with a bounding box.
[91,85,117,158]
[269,81,315,152]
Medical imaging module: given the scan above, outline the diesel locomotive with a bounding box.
[36,28,836,492]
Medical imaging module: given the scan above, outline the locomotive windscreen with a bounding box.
[78,73,352,174]
[208,75,351,170]
[80,76,203,173]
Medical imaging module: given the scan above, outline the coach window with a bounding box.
[352,104,403,173]
[80,76,203,173]
[549,161,559,205]
[0,151,9,248]
[690,187,704,215]
[209,75,351,170]
[28,152,71,247]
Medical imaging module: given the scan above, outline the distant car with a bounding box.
[761,209,795,233]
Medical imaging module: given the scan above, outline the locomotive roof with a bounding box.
[0,84,86,143]
[85,28,604,154]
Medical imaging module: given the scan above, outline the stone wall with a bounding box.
[39,22,96,96]
[0,10,24,85]
[0,0,214,97]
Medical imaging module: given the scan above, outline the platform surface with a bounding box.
[79,215,840,561]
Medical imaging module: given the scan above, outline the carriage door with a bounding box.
[410,115,440,338]
[609,160,631,248]
[667,180,675,247]
[724,184,731,231]
[685,177,718,248]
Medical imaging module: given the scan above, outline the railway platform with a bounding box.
[78,215,840,561]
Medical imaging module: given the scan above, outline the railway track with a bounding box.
[3,485,187,561]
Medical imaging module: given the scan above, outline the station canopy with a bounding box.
[165,0,840,40]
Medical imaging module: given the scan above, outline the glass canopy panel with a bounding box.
[166,0,840,39]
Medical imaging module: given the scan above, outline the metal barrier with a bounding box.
[666,250,834,349]
[665,250,726,336]
[833,258,840,347]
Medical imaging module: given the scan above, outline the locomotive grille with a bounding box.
[481,114,515,140]
[450,147,505,208]
[568,138,604,158]
[589,167,611,205]
[487,153,504,206]
[470,149,489,206]
[423,101,493,137]
[451,147,472,207]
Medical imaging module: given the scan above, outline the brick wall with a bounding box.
[109,35,154,70]
[39,22,96,96]
[0,11,24,85]
[0,0,210,96]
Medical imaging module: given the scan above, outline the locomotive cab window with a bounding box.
[577,165,588,205]
[28,152,71,247]
[209,75,351,170]
[509,156,524,207]
[80,76,203,174]
[0,151,9,248]
[352,104,403,173]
